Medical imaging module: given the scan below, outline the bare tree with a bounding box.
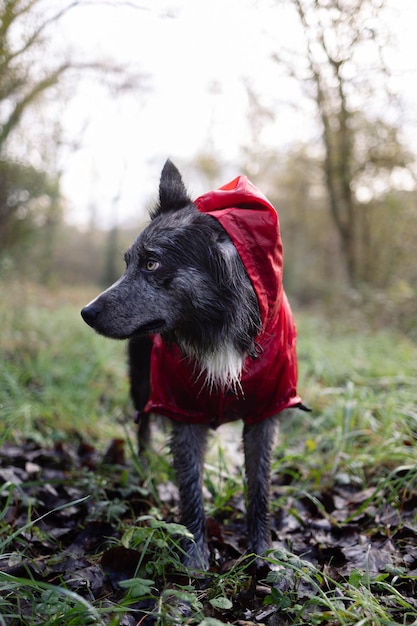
[273,0,413,286]
[0,0,145,260]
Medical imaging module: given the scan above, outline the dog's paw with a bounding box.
[243,549,295,593]
[263,561,294,593]
[182,543,210,575]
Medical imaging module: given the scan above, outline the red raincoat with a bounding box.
[144,175,303,428]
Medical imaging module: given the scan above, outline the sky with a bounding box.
[53,0,417,229]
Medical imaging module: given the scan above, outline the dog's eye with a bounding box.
[145,260,159,271]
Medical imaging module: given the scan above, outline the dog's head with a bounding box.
[81,161,259,352]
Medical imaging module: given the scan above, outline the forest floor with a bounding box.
[1,282,417,625]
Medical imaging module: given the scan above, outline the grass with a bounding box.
[0,280,417,624]
[295,314,417,479]
[0,281,130,444]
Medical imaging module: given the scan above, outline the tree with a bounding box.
[0,159,59,252]
[0,0,145,278]
[273,0,414,287]
[1,1,70,154]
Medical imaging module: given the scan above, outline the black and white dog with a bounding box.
[81,160,306,570]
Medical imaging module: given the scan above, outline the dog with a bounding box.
[81,160,307,570]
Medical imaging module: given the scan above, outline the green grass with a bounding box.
[0,281,130,444]
[293,314,417,479]
[1,281,417,624]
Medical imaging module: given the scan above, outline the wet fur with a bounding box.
[81,160,278,569]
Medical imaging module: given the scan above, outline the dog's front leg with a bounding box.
[171,422,210,570]
[243,417,278,560]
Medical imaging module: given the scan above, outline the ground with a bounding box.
[1,286,416,624]
[1,426,417,625]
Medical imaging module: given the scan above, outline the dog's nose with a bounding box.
[81,303,101,327]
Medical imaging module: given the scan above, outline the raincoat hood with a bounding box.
[194,175,283,325]
[144,175,304,427]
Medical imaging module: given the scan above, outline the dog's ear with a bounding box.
[151,159,191,218]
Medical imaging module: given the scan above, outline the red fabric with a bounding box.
[144,175,303,427]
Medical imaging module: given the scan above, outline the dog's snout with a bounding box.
[81,302,101,327]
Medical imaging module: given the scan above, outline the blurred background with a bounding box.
[1,0,416,337]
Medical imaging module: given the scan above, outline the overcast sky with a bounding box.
[55,0,417,229]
